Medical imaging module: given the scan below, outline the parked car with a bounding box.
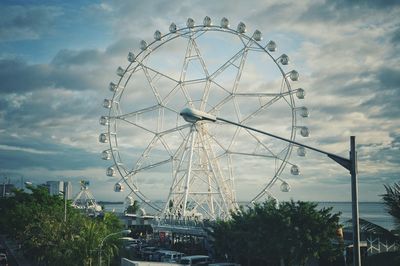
[123,238,142,250]
[180,255,210,265]
[140,246,159,261]
[155,250,184,262]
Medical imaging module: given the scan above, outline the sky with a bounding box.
[0,0,399,204]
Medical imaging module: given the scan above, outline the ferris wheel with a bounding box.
[99,16,309,221]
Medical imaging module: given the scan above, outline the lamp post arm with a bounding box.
[99,229,131,266]
[216,117,351,171]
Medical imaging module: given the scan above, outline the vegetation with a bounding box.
[382,182,400,231]
[126,200,140,214]
[0,186,124,265]
[357,182,400,264]
[212,200,343,266]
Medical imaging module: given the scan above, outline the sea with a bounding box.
[103,202,396,231]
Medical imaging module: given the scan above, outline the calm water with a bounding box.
[317,202,395,230]
[103,201,395,230]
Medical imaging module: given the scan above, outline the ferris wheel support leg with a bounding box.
[182,126,197,217]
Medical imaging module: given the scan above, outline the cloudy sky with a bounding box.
[0,0,399,204]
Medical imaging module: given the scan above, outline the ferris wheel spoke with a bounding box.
[232,48,248,94]
[127,158,173,176]
[209,47,246,80]
[242,127,278,157]
[240,95,282,124]
[191,38,210,77]
[189,38,212,110]
[158,123,191,137]
[138,63,180,84]
[141,65,163,104]
[162,83,182,106]
[116,105,160,119]
[227,151,277,159]
[207,94,234,114]
[199,131,232,207]
[116,117,156,135]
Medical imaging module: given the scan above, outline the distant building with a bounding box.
[46,181,64,196]
[1,183,15,197]
[44,181,73,199]
[63,181,73,200]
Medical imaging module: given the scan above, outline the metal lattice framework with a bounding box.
[99,16,309,220]
[72,180,102,212]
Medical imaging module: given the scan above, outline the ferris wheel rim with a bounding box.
[101,17,307,217]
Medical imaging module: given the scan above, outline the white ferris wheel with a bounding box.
[99,16,309,221]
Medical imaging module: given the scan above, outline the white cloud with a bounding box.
[0,0,399,205]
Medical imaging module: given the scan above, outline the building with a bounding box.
[63,181,72,200]
[1,183,15,197]
[44,181,73,200]
[46,181,64,196]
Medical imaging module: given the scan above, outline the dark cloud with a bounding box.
[357,132,400,165]
[333,0,400,9]
[391,27,400,45]
[361,68,400,118]
[0,5,62,41]
[0,52,109,93]
[0,137,102,170]
[51,49,105,66]
[299,0,400,23]
[105,37,141,56]
[0,59,52,92]
[0,89,100,129]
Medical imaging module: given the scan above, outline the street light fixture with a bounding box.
[98,229,131,266]
[180,107,361,266]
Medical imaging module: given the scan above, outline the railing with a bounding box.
[151,217,211,236]
[367,236,399,254]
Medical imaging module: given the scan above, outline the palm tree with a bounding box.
[382,182,400,231]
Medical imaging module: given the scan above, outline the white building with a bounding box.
[46,181,63,196]
[45,181,73,200]
[63,181,73,200]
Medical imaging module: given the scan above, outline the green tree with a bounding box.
[126,200,140,214]
[0,186,124,265]
[382,182,400,231]
[212,200,343,266]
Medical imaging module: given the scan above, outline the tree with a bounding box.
[126,200,140,214]
[382,182,400,231]
[212,200,343,266]
[0,187,124,265]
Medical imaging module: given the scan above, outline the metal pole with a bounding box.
[99,243,102,266]
[350,136,361,266]
[64,192,67,223]
[2,177,5,197]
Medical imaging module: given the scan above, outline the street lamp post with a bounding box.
[59,191,67,222]
[98,229,131,266]
[180,107,361,266]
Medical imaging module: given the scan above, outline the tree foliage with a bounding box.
[382,182,400,231]
[0,187,124,265]
[126,200,140,214]
[212,200,343,266]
